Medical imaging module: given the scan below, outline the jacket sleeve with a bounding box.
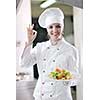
[20,43,38,68]
[66,48,81,86]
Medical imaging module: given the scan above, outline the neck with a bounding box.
[50,38,62,46]
[50,40,58,45]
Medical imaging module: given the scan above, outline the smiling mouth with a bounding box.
[51,32,60,36]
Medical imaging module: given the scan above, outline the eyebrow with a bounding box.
[48,24,61,28]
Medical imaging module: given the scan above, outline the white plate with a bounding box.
[48,75,80,82]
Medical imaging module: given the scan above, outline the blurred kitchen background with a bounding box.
[16,0,83,100]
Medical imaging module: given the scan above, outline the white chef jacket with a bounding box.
[20,38,80,100]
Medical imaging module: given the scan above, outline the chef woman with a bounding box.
[21,7,80,100]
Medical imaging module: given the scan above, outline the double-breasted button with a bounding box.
[47,47,50,49]
[63,81,69,85]
[51,83,53,85]
[43,58,46,61]
[57,48,59,50]
[42,82,45,85]
[41,93,44,96]
[53,60,55,62]
[50,94,52,97]
[43,70,45,73]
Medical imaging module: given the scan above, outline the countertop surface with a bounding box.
[16,79,37,89]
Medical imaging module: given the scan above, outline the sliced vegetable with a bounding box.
[49,67,73,80]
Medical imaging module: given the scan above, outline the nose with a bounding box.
[52,27,58,34]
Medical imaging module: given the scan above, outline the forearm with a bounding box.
[20,43,36,68]
[21,43,32,59]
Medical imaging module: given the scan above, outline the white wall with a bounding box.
[73,7,83,100]
[16,0,32,73]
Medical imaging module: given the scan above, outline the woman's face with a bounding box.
[47,23,63,42]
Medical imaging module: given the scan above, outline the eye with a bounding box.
[48,25,53,29]
[56,25,61,28]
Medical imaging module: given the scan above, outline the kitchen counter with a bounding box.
[16,79,37,100]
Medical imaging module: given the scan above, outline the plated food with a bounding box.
[49,67,73,80]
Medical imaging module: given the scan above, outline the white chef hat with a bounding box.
[38,7,64,28]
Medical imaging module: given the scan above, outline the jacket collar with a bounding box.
[47,38,65,48]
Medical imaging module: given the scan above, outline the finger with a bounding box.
[27,24,30,31]
[29,24,34,30]
[28,24,34,29]
[32,30,37,35]
[29,24,33,30]
[32,24,34,29]
[27,24,32,31]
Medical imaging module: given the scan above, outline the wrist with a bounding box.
[25,41,33,48]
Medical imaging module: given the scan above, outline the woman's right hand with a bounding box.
[27,24,37,44]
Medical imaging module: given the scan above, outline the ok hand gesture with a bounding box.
[27,24,37,44]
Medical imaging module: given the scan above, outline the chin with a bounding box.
[53,38,58,41]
